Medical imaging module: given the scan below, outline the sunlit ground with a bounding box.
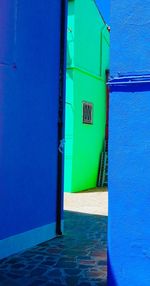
[64,187,108,216]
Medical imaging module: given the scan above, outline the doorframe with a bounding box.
[56,0,68,236]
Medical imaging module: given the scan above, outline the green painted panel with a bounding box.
[67,1,75,68]
[64,71,74,193]
[64,0,110,192]
[72,69,106,192]
[74,0,105,76]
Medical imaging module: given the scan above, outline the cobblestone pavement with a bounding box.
[0,192,107,286]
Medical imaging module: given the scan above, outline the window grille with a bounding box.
[82,102,93,124]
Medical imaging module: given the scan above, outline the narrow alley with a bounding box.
[0,189,107,286]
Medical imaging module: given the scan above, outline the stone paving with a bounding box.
[0,190,108,286]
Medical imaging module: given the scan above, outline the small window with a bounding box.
[82,102,93,124]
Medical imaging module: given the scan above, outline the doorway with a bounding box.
[62,1,110,283]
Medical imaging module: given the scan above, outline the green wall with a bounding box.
[65,0,110,192]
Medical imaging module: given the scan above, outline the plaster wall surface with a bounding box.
[109,0,150,285]
[109,91,150,286]
[110,0,150,76]
[65,0,110,192]
[0,0,65,258]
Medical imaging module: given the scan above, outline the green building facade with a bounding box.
[64,0,110,192]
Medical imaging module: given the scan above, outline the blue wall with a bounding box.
[108,0,150,285]
[0,0,65,255]
[110,0,150,76]
[95,0,110,24]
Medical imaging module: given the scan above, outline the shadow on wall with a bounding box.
[108,251,118,286]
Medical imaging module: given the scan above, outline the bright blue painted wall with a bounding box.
[109,0,150,285]
[0,0,63,241]
[110,0,150,76]
[95,0,110,24]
